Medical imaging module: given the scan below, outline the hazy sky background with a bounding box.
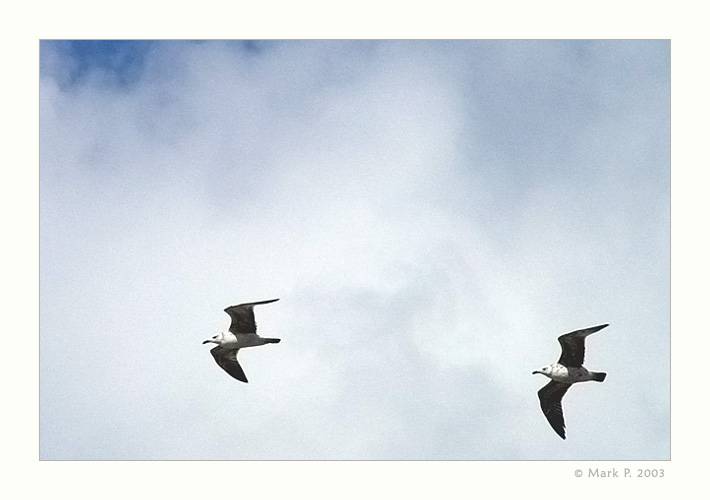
[39,40,669,460]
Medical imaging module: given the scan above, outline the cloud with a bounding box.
[40,40,669,459]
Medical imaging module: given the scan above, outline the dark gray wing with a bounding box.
[537,380,572,439]
[557,324,608,368]
[210,346,248,383]
[224,298,279,334]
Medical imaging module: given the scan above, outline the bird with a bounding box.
[532,324,609,439]
[202,299,281,383]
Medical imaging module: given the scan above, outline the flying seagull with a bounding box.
[202,299,281,383]
[532,324,608,439]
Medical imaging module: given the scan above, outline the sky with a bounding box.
[39,40,670,460]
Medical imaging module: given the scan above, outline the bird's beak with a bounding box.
[532,370,541,375]
[202,340,211,345]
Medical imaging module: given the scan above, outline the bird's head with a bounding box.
[532,365,552,377]
[202,332,226,345]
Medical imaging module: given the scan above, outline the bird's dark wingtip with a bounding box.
[590,323,610,334]
[224,298,280,312]
[586,323,609,332]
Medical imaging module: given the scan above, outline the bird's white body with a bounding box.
[210,331,272,349]
[537,363,597,383]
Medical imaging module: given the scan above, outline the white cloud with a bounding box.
[40,40,669,459]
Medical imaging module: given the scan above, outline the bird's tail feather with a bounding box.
[593,372,607,382]
[264,338,281,344]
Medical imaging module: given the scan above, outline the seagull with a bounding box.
[202,299,281,383]
[532,324,608,439]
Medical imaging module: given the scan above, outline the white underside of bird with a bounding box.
[534,363,598,383]
[210,332,274,348]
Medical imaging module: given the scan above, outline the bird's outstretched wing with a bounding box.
[210,346,248,383]
[557,323,608,368]
[537,380,572,439]
[224,298,280,334]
